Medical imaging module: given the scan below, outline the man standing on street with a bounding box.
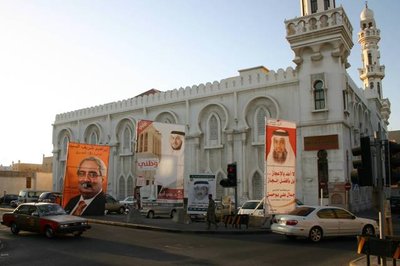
[207,194,218,230]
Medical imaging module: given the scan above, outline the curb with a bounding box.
[87,218,270,235]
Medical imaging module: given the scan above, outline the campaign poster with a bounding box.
[187,174,216,214]
[135,120,185,203]
[62,142,110,216]
[264,119,296,214]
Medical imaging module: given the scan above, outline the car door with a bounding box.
[315,208,340,236]
[14,205,32,231]
[334,208,360,235]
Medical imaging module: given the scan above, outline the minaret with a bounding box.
[300,0,336,16]
[357,3,385,100]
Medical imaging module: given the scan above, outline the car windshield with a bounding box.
[242,201,263,209]
[288,206,315,216]
[37,204,66,216]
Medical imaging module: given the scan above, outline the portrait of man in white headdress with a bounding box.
[267,129,295,166]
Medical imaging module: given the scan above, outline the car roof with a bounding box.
[18,202,58,206]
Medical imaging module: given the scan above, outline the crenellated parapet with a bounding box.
[54,66,297,124]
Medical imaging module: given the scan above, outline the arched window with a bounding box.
[314,80,325,110]
[61,135,69,158]
[370,82,374,89]
[206,113,221,147]
[254,107,267,143]
[127,176,134,196]
[368,53,372,65]
[122,127,132,154]
[89,131,98,144]
[119,176,125,199]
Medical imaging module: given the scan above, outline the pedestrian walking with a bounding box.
[207,194,218,230]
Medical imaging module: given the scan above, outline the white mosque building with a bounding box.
[52,0,391,212]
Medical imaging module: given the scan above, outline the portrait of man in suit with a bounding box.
[64,156,106,216]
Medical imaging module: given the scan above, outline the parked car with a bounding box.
[17,190,46,204]
[1,202,91,238]
[105,194,126,214]
[0,194,18,205]
[10,200,18,208]
[38,192,62,205]
[140,200,183,219]
[119,196,137,208]
[237,200,265,217]
[271,205,378,243]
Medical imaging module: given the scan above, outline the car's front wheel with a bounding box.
[147,211,155,219]
[362,225,375,236]
[118,207,125,214]
[309,226,323,243]
[10,222,20,235]
[73,231,83,237]
[45,226,55,239]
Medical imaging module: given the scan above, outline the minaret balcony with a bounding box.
[285,7,353,38]
[358,65,385,79]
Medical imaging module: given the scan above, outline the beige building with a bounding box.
[0,156,53,196]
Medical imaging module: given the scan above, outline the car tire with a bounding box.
[147,211,155,219]
[73,231,83,237]
[118,207,125,214]
[362,225,375,236]
[309,226,323,243]
[10,222,20,235]
[45,226,55,239]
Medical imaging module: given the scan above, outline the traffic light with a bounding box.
[386,141,400,186]
[351,136,373,186]
[220,163,237,187]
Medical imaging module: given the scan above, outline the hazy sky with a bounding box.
[0,0,398,165]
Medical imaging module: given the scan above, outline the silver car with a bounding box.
[271,205,378,242]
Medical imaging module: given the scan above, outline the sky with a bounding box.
[0,0,398,166]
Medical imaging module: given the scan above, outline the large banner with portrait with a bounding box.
[187,174,216,214]
[264,119,296,214]
[136,120,185,203]
[62,142,110,216]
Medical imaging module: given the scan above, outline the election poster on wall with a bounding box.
[62,142,110,216]
[187,174,216,214]
[135,120,185,203]
[264,119,296,214]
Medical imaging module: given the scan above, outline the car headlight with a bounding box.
[60,224,69,228]
[81,221,88,226]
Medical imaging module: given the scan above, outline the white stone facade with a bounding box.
[52,3,390,212]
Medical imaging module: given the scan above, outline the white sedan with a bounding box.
[119,196,136,207]
[271,205,378,242]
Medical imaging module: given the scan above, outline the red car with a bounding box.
[1,202,91,238]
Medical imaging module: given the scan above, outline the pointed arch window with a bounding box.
[254,107,268,143]
[370,82,374,90]
[89,131,98,144]
[206,113,221,148]
[368,53,372,65]
[314,80,326,110]
[122,126,132,154]
[61,135,69,159]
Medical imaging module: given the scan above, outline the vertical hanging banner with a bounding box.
[136,120,185,203]
[62,142,110,216]
[265,119,296,214]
